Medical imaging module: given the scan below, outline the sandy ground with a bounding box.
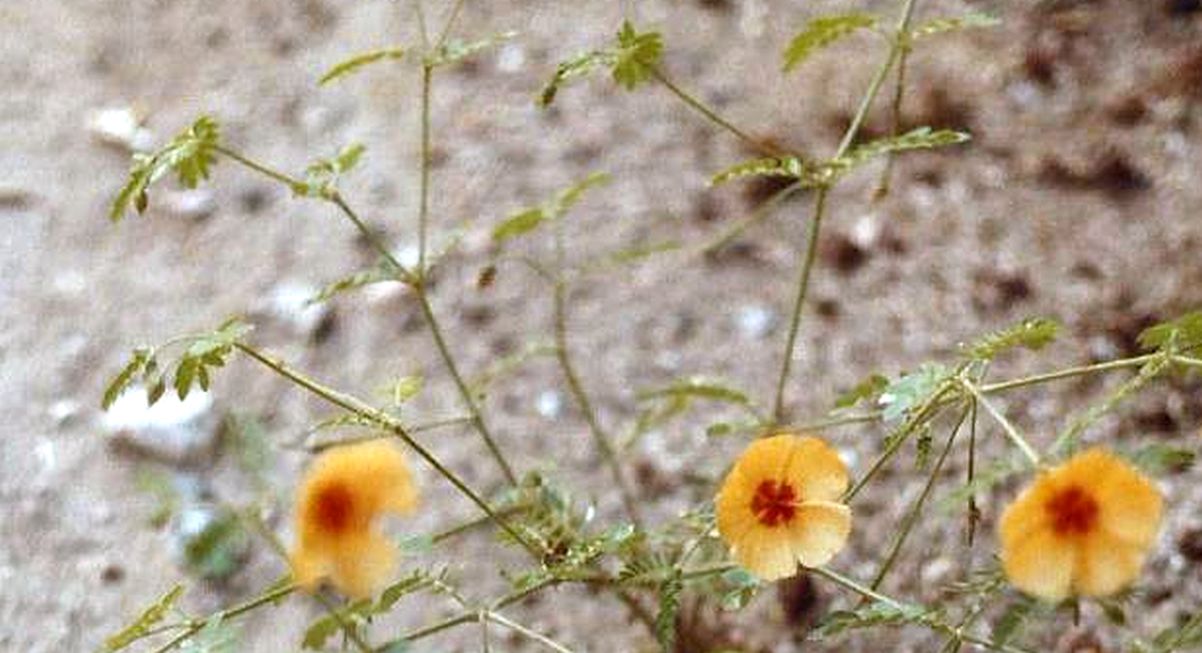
[3,0,1202,651]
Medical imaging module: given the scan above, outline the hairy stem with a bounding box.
[772,0,921,421]
[869,406,969,591]
[772,187,828,421]
[235,342,538,556]
[959,378,1040,467]
[651,67,777,156]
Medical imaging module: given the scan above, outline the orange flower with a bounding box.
[290,440,418,598]
[716,434,852,580]
[999,448,1163,602]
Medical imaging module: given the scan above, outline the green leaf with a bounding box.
[613,21,663,90]
[909,13,1000,41]
[812,599,933,639]
[717,569,761,611]
[991,597,1034,646]
[655,570,683,652]
[319,47,404,86]
[1139,310,1202,352]
[110,116,221,222]
[638,377,753,406]
[879,364,949,422]
[102,584,186,652]
[1130,443,1196,475]
[783,14,878,72]
[963,317,1060,361]
[492,207,546,243]
[428,31,517,67]
[309,265,394,304]
[179,616,237,653]
[493,172,610,245]
[832,127,970,173]
[103,347,154,410]
[182,509,250,580]
[834,373,889,409]
[296,143,367,198]
[390,375,424,405]
[301,613,341,650]
[551,171,611,216]
[539,50,615,106]
[710,155,808,187]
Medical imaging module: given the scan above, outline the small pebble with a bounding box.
[496,43,526,73]
[161,189,216,220]
[86,107,155,152]
[536,390,563,419]
[260,280,333,338]
[103,386,217,466]
[735,304,777,340]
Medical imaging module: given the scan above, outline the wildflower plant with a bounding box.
[96,1,1202,652]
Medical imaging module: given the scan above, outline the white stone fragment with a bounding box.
[86,107,155,152]
[735,304,777,340]
[536,389,563,419]
[261,280,332,337]
[162,189,216,220]
[103,386,216,465]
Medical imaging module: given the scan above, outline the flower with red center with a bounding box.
[715,434,852,580]
[290,440,418,598]
[999,447,1163,602]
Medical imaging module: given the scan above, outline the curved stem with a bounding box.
[235,342,538,556]
[149,582,297,653]
[418,64,433,273]
[772,186,828,421]
[651,67,778,156]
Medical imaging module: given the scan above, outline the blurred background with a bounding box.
[3,0,1202,650]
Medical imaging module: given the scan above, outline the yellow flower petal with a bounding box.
[715,433,852,581]
[998,447,1163,601]
[1073,532,1144,598]
[733,527,799,581]
[782,436,850,503]
[290,440,418,598]
[791,501,852,568]
[1001,528,1076,602]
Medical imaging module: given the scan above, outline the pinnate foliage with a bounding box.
[102,583,186,652]
[110,116,220,222]
[962,317,1060,361]
[783,13,879,72]
[319,48,405,86]
[1139,310,1202,352]
[539,21,662,106]
[492,172,611,245]
[908,13,1000,41]
[426,31,516,68]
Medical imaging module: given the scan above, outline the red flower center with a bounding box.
[313,482,356,533]
[1046,484,1099,536]
[751,480,798,527]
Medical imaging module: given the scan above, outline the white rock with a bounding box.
[49,399,81,427]
[363,280,408,305]
[496,43,526,73]
[162,189,216,220]
[86,107,155,152]
[536,390,563,419]
[851,214,880,249]
[392,244,421,270]
[735,304,776,340]
[103,386,217,465]
[261,280,332,337]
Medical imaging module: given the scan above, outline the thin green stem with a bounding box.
[844,384,955,501]
[697,179,804,256]
[235,342,538,556]
[551,218,642,526]
[958,378,1040,468]
[486,611,577,653]
[149,583,297,653]
[978,354,1158,394]
[418,64,433,273]
[874,38,912,199]
[413,284,520,486]
[836,0,920,157]
[650,67,777,156]
[810,567,1036,653]
[413,0,430,51]
[553,281,643,526]
[213,145,305,189]
[434,0,468,49]
[869,405,969,591]
[966,397,979,546]
[771,0,919,422]
[772,186,828,421]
